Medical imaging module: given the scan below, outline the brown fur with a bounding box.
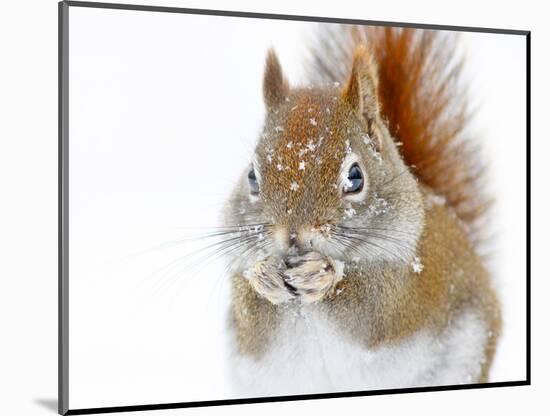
[231,274,281,358]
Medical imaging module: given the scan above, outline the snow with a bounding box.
[332,259,345,279]
[411,256,424,274]
[319,224,332,234]
[231,308,487,397]
[343,177,354,191]
[344,206,357,218]
[345,139,352,154]
[367,196,391,217]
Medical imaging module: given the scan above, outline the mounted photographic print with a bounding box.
[59,1,530,414]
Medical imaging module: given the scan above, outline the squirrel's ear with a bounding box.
[342,45,380,126]
[263,49,289,110]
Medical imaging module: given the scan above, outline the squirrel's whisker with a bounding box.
[159,233,266,288]
[148,231,267,288]
[337,225,418,237]
[131,223,274,258]
[335,233,410,264]
[228,239,273,273]
[338,228,416,248]
[332,232,380,258]
[332,235,373,259]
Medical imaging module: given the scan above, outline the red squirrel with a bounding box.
[222,26,500,395]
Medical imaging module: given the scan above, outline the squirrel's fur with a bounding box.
[223,25,500,395]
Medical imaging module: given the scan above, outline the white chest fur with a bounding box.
[227,307,488,396]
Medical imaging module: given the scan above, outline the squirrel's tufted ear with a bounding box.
[263,49,289,110]
[342,45,380,126]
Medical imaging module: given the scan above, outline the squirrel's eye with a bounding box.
[248,168,259,195]
[343,163,363,194]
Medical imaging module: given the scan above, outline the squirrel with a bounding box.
[222,26,500,395]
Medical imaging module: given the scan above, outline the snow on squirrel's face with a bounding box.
[227,86,425,268]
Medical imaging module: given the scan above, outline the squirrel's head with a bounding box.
[226,46,425,269]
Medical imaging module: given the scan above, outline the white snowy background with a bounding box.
[67,7,526,409]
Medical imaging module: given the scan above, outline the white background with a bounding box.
[0,0,546,415]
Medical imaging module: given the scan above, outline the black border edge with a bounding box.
[64,0,530,36]
[59,1,531,415]
[66,381,529,415]
[59,1,70,415]
[525,31,531,385]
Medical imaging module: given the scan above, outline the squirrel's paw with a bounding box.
[243,256,296,305]
[283,252,344,304]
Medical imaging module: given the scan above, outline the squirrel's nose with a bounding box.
[272,225,312,254]
[272,225,296,254]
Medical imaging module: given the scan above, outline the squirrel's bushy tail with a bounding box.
[308,25,489,246]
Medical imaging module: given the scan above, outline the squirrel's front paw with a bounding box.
[283,252,344,304]
[243,256,297,305]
